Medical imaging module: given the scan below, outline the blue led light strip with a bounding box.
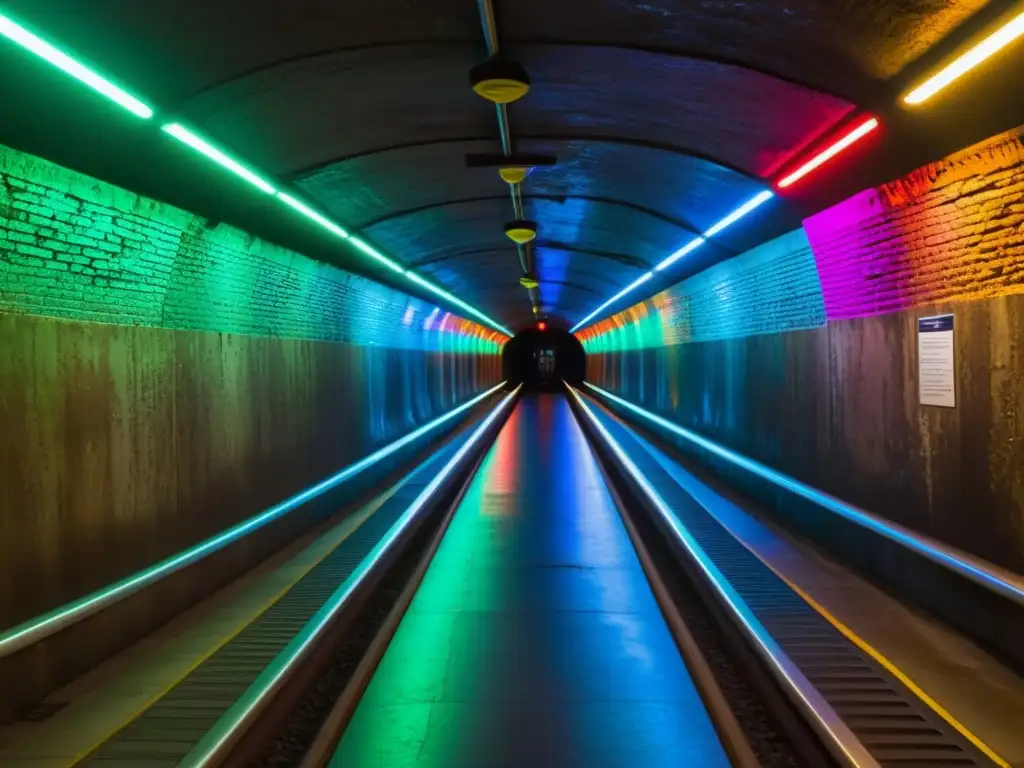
[570,190,775,333]
[583,382,1024,606]
[0,383,507,658]
[565,383,874,767]
[0,12,510,338]
[180,385,521,767]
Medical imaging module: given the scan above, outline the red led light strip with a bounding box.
[776,116,880,190]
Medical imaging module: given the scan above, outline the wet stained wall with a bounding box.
[582,127,1024,574]
[0,144,503,711]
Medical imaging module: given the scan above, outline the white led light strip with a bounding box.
[570,190,774,333]
[0,12,512,338]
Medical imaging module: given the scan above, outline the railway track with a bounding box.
[59,388,520,767]
[27,385,1008,767]
[568,384,1002,768]
[216,386,1002,767]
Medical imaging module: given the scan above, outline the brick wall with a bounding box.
[0,143,501,352]
[578,228,825,354]
[804,127,1024,319]
[582,126,1024,576]
[0,143,504,709]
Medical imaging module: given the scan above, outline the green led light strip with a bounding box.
[0,13,153,118]
[163,123,277,194]
[0,11,511,338]
[348,234,406,275]
[277,192,351,239]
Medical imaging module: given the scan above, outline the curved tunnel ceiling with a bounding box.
[0,0,1019,331]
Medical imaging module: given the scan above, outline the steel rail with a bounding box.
[567,383,880,767]
[178,385,521,766]
[589,420,763,768]
[584,382,1024,607]
[0,382,507,658]
[295,408,496,768]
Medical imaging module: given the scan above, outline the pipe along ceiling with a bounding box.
[1,1,1022,333]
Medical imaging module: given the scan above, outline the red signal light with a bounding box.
[537,321,547,331]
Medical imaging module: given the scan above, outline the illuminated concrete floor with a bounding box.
[616,411,1024,767]
[332,395,728,768]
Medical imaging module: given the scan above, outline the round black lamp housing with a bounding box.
[470,59,531,104]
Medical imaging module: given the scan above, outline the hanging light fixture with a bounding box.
[505,220,537,244]
[470,58,531,104]
[519,274,539,289]
[498,166,531,185]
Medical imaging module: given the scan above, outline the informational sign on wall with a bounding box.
[918,314,955,408]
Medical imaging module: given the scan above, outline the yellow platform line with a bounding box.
[586,386,1010,766]
[66,488,395,767]
[770,570,1010,767]
[692,497,1011,768]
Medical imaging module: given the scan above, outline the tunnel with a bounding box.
[1,1,1024,765]
[502,325,586,390]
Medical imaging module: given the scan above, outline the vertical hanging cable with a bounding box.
[475,0,539,317]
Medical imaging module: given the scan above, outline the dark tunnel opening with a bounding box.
[502,328,586,391]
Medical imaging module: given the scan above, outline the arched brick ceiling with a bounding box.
[359,195,738,319]
[499,0,989,90]
[294,139,763,241]
[150,30,853,327]
[509,46,856,178]
[171,44,853,178]
[0,0,1013,331]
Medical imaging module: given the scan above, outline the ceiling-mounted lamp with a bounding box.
[499,166,531,185]
[519,275,539,289]
[470,58,531,104]
[505,220,537,244]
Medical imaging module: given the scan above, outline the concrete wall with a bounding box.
[582,126,1024,574]
[0,144,502,642]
